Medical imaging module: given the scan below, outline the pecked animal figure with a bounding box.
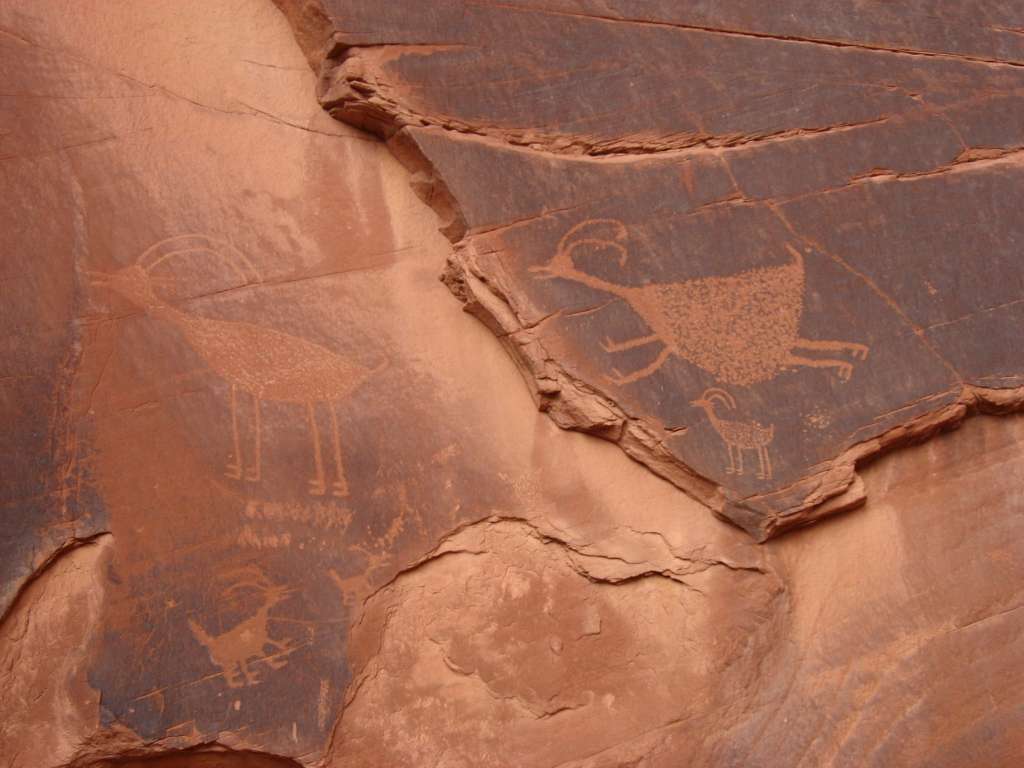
[187,571,299,688]
[691,388,774,480]
[530,219,868,387]
[89,239,385,497]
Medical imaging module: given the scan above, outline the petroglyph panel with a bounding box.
[0,0,523,759]
[187,568,302,688]
[356,94,1023,537]
[79,209,516,756]
[313,0,1024,538]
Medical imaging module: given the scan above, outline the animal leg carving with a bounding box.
[734,445,745,476]
[606,346,673,386]
[240,660,260,686]
[792,338,869,360]
[601,333,660,354]
[784,353,854,382]
[265,637,294,654]
[757,445,773,480]
[246,395,262,482]
[264,653,290,671]
[263,638,296,669]
[328,405,348,498]
[224,662,246,689]
[725,443,738,475]
[225,383,243,480]
[307,402,326,496]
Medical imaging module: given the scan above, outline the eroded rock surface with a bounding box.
[332,416,1024,767]
[0,2,1021,768]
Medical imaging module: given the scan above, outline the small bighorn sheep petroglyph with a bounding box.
[691,388,774,480]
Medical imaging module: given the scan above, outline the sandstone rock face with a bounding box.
[317,0,1024,538]
[0,2,1021,767]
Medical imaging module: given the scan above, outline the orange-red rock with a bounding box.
[0,2,1021,767]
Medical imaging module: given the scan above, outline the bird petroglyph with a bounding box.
[187,569,300,688]
[89,235,385,497]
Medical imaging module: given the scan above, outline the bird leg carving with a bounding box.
[792,338,869,360]
[240,661,261,686]
[307,402,327,497]
[263,638,297,669]
[600,333,660,353]
[224,663,247,688]
[757,445,773,480]
[328,405,348,498]
[246,395,262,483]
[605,346,673,386]
[784,353,855,382]
[263,653,289,671]
[225,383,243,480]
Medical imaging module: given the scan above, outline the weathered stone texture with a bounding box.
[0,1,1021,767]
